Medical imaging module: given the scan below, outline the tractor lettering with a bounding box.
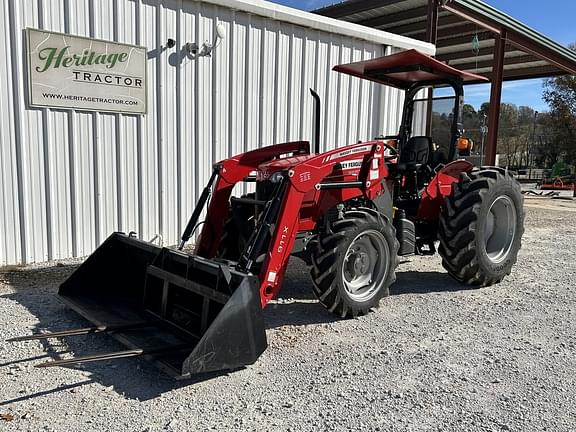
[277,226,289,253]
[351,145,369,153]
[339,159,363,170]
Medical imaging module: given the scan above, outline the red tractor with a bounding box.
[10,50,524,378]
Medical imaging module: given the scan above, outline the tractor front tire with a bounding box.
[310,208,399,318]
[438,167,524,286]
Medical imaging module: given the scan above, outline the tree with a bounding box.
[493,103,537,168]
[542,45,576,167]
[532,112,564,168]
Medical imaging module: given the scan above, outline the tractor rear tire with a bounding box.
[438,167,524,286]
[310,208,399,318]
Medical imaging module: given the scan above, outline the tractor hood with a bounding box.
[257,154,316,180]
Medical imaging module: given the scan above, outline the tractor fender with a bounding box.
[416,160,474,221]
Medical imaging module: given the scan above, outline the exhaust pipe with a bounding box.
[310,88,321,154]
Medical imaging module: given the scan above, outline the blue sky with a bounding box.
[268,0,576,112]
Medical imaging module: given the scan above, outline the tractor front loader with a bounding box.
[9,50,524,379]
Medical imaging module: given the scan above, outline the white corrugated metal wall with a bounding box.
[0,0,433,265]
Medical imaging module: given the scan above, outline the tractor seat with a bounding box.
[397,136,433,171]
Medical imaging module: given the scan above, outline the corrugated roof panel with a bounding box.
[317,0,576,80]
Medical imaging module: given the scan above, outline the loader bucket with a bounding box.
[56,232,267,378]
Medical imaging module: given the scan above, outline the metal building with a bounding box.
[0,0,433,266]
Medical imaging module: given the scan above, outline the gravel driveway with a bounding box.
[1,198,575,432]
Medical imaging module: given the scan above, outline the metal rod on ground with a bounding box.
[6,321,158,343]
[35,344,191,368]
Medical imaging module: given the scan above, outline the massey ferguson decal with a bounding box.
[321,145,371,163]
[336,159,363,170]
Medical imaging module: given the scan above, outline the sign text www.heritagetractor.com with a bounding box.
[41,93,138,106]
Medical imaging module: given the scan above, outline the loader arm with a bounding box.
[194,141,310,258]
[251,141,390,305]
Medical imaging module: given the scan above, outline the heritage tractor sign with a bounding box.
[26,28,147,114]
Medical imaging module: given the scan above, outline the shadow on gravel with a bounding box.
[0,352,67,368]
[1,264,238,401]
[0,380,93,407]
[392,271,464,295]
[1,262,335,401]
[1,264,465,401]
[264,264,339,329]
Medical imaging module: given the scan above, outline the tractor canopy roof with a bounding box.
[333,49,488,89]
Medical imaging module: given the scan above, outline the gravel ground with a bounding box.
[1,198,575,432]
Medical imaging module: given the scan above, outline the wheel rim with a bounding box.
[483,195,517,264]
[342,229,389,302]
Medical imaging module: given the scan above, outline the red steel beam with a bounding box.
[455,55,541,72]
[506,31,576,75]
[425,0,439,136]
[441,2,501,34]
[441,1,576,75]
[485,30,506,166]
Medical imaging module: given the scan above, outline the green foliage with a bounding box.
[541,45,576,167]
[458,59,576,170]
[496,103,538,168]
[427,49,576,171]
[452,102,537,168]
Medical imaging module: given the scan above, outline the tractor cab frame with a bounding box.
[335,49,487,169]
[336,50,490,252]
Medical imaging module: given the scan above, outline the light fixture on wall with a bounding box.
[185,23,226,58]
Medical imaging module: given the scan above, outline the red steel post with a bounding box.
[485,30,506,166]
